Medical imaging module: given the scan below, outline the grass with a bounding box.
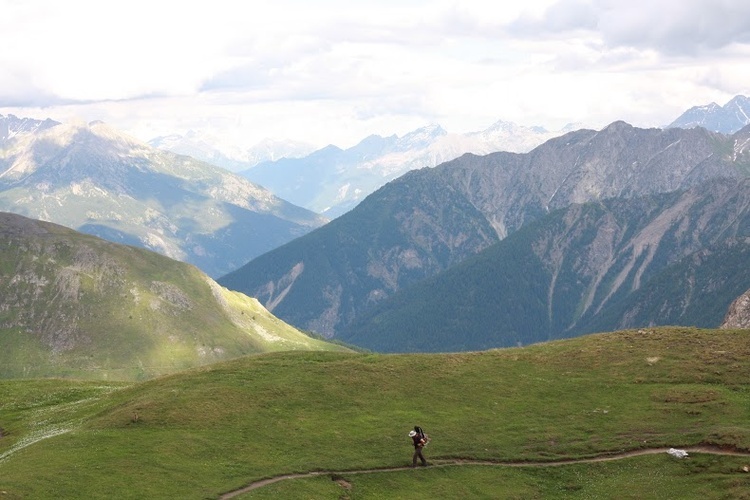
[239,454,750,499]
[0,327,749,498]
[0,380,127,464]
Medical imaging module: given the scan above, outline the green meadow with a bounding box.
[243,455,750,499]
[1,327,749,499]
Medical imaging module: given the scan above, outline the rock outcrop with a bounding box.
[721,289,750,329]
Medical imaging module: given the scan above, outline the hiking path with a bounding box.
[219,445,750,498]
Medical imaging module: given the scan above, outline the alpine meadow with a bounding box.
[2,328,750,499]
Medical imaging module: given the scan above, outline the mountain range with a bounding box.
[0,211,345,380]
[237,121,571,218]
[145,96,749,225]
[0,115,326,277]
[218,122,750,348]
[668,95,750,133]
[3,98,750,355]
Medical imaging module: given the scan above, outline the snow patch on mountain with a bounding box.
[668,95,750,134]
[0,114,60,143]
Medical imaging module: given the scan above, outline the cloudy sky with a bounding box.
[2,0,749,148]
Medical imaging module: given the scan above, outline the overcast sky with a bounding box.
[2,0,749,148]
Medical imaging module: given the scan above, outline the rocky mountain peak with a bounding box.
[399,124,447,147]
[669,95,750,134]
[0,114,60,143]
[0,119,148,184]
[601,120,634,133]
[24,118,141,149]
[726,95,750,109]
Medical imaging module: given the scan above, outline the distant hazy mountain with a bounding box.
[245,137,318,166]
[340,178,750,352]
[219,122,750,339]
[0,212,346,380]
[668,95,750,133]
[239,121,567,218]
[0,119,326,277]
[149,131,316,171]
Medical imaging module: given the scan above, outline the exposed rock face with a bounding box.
[721,289,750,329]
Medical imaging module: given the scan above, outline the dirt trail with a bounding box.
[219,445,750,498]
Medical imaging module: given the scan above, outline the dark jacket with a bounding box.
[412,434,426,448]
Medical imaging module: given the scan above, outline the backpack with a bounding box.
[414,426,429,445]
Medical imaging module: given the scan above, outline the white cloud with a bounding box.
[0,0,748,148]
[510,0,750,54]
[597,0,750,54]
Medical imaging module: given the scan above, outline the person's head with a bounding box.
[409,430,417,437]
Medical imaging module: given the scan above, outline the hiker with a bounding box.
[409,426,429,466]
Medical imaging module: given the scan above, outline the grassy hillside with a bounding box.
[1,327,749,498]
[0,212,347,381]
